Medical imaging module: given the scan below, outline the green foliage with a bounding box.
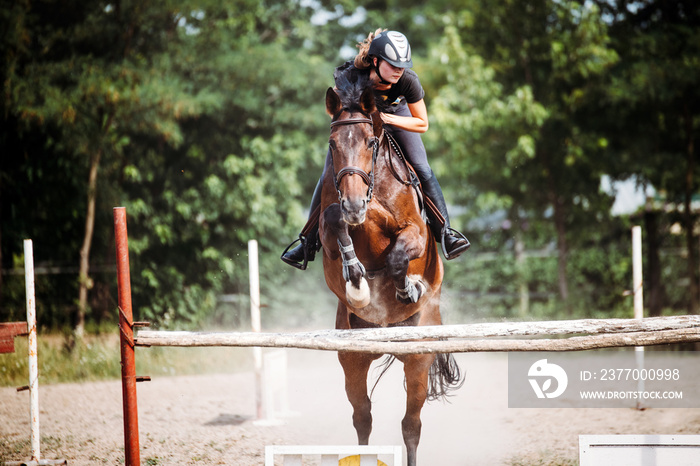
[443,225,634,321]
[424,23,548,210]
[1,334,121,385]
[1,0,699,330]
[2,0,333,327]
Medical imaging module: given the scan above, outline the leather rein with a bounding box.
[329,117,379,202]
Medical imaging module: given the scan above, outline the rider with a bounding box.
[282,29,469,269]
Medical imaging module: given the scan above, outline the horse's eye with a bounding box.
[329,139,337,150]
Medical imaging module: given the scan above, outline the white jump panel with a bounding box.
[265,445,402,466]
[579,435,700,466]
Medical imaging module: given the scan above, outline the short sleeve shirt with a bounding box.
[333,61,425,113]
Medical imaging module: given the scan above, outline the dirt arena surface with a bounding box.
[3,351,700,465]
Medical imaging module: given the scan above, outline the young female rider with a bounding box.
[282,29,469,269]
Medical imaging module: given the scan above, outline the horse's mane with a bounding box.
[335,71,376,114]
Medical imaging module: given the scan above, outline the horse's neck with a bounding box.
[375,136,425,220]
[380,134,416,188]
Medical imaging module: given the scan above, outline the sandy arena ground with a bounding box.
[3,351,700,465]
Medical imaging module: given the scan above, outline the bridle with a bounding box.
[329,117,379,202]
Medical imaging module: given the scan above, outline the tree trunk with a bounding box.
[514,224,529,317]
[542,148,570,312]
[552,194,569,306]
[77,149,102,337]
[683,104,698,314]
[644,209,665,316]
[0,174,3,307]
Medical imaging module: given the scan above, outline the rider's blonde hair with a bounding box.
[354,28,387,70]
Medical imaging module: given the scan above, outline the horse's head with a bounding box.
[326,84,382,226]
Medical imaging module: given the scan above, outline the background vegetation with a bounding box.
[1,0,699,341]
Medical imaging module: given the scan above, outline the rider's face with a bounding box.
[374,58,405,85]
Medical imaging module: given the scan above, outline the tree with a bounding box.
[3,1,228,334]
[431,1,618,312]
[1,0,334,329]
[592,0,700,313]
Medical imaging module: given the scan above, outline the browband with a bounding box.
[330,118,373,128]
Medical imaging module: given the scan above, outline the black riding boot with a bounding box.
[422,172,470,260]
[281,179,323,270]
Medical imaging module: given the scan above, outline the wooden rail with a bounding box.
[135,315,700,355]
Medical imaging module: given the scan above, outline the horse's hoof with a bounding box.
[396,279,425,304]
[346,277,370,308]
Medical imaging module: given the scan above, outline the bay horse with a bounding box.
[319,75,462,466]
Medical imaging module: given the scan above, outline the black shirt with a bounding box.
[333,60,425,113]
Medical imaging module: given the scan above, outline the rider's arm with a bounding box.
[379,99,429,133]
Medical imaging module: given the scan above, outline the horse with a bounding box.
[318,76,463,466]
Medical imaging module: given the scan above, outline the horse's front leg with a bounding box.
[386,225,426,304]
[323,204,370,308]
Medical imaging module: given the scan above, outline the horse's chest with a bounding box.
[348,277,418,324]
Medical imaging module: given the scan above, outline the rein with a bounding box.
[329,117,379,202]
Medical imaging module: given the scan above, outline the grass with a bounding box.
[0,330,253,387]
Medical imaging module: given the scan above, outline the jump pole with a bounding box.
[114,207,140,466]
[135,316,700,353]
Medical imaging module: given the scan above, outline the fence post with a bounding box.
[632,225,645,409]
[114,207,140,466]
[632,226,644,321]
[23,239,40,462]
[249,240,264,420]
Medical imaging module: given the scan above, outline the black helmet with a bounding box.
[368,31,413,68]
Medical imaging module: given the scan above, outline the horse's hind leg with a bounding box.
[338,351,376,445]
[401,354,435,466]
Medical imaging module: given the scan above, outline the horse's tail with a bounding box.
[426,352,464,401]
[369,352,464,402]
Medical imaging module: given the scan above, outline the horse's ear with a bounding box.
[360,86,376,115]
[326,87,342,117]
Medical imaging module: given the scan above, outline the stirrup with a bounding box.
[281,236,310,270]
[441,227,471,260]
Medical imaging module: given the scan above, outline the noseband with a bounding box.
[329,117,379,202]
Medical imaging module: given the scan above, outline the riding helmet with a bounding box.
[368,31,413,68]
